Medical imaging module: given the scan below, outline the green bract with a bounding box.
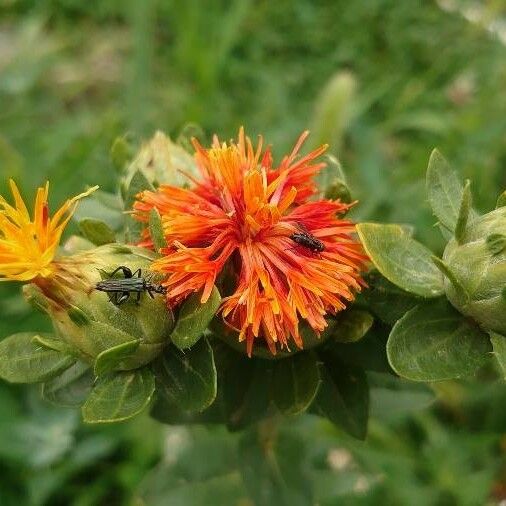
[123,130,199,189]
[442,206,506,335]
[24,243,175,374]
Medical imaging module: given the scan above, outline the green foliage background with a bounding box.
[0,0,505,504]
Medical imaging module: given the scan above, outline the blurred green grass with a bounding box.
[0,0,505,504]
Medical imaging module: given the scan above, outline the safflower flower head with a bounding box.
[134,127,368,355]
[0,179,97,287]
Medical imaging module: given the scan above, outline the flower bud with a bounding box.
[123,130,199,188]
[24,244,174,372]
[442,207,506,334]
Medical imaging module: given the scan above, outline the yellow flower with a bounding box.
[0,179,97,282]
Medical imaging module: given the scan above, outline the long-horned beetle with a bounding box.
[95,266,166,305]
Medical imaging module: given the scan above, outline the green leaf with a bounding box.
[68,304,90,326]
[357,223,443,297]
[150,392,226,425]
[94,339,140,376]
[125,170,154,207]
[426,149,467,232]
[490,332,506,379]
[140,472,247,506]
[320,155,352,203]
[329,325,391,373]
[299,318,339,350]
[82,368,155,423]
[83,321,138,358]
[368,372,435,419]
[331,309,374,343]
[238,427,313,506]
[171,286,221,349]
[73,190,124,231]
[432,256,470,303]
[42,361,93,407]
[32,334,71,353]
[313,352,369,439]
[362,271,421,325]
[0,332,74,383]
[271,352,320,415]
[152,338,217,413]
[124,170,154,242]
[78,218,116,245]
[149,207,166,251]
[455,179,472,244]
[213,342,272,430]
[110,135,133,172]
[387,299,491,381]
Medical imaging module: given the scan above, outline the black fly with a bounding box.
[289,224,325,253]
[95,266,166,305]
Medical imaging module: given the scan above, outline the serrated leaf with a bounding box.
[42,361,93,407]
[78,218,116,245]
[426,149,476,231]
[94,339,140,376]
[313,353,369,439]
[149,208,166,251]
[387,299,491,381]
[271,352,320,415]
[490,332,506,379]
[171,286,221,349]
[0,332,75,383]
[152,338,216,413]
[357,223,443,297]
[82,368,155,423]
[331,309,374,343]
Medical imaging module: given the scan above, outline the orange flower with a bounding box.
[134,128,367,355]
[0,179,97,282]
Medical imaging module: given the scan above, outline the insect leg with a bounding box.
[136,291,141,304]
[110,266,133,279]
[117,292,130,305]
[131,268,142,278]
